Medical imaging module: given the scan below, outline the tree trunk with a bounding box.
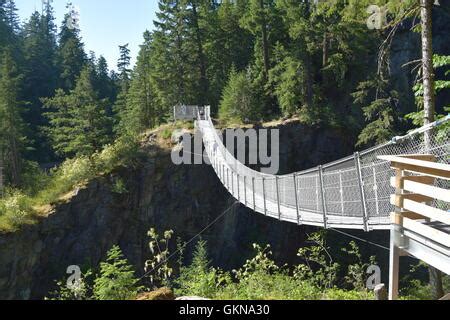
[304,54,314,110]
[421,0,435,132]
[260,0,270,79]
[322,32,328,67]
[421,0,443,300]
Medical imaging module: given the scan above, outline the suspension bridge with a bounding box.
[175,105,450,300]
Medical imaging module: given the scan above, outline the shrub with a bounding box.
[294,232,339,289]
[175,239,222,298]
[93,246,143,300]
[145,228,174,287]
[0,191,35,232]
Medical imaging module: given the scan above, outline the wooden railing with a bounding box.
[379,155,450,300]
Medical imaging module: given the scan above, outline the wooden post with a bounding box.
[389,226,400,300]
[293,174,301,225]
[374,284,388,301]
[389,167,403,300]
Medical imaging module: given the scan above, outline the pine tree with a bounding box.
[0,51,25,186]
[94,56,115,104]
[43,66,112,157]
[22,5,59,162]
[206,0,253,112]
[93,246,142,300]
[58,2,86,91]
[117,44,132,90]
[113,44,133,134]
[0,0,18,54]
[150,0,197,110]
[219,67,261,123]
[117,31,158,136]
[3,0,19,33]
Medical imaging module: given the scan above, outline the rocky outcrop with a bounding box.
[136,288,175,300]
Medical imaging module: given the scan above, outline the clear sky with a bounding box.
[15,0,158,71]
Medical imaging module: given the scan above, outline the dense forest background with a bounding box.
[0,0,449,193]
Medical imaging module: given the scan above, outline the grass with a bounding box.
[0,135,142,233]
[0,118,201,234]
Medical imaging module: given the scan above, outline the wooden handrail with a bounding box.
[379,155,450,180]
[381,154,450,246]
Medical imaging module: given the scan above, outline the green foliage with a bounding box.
[93,245,143,300]
[353,75,401,146]
[0,134,140,233]
[47,270,92,301]
[111,177,128,194]
[219,68,262,123]
[294,232,339,289]
[145,228,174,287]
[342,241,377,290]
[406,55,450,127]
[48,246,143,301]
[0,50,26,186]
[0,190,35,232]
[43,66,113,158]
[57,4,87,91]
[173,234,374,300]
[175,239,222,298]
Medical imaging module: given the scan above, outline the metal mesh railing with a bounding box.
[196,107,449,231]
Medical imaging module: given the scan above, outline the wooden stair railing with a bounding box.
[378,154,450,300]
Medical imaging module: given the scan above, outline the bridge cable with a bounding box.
[329,228,390,251]
[137,201,240,283]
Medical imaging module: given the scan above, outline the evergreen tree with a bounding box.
[199,0,253,113]
[149,0,197,110]
[21,5,59,162]
[113,44,133,134]
[0,51,25,186]
[117,32,158,136]
[3,0,19,33]
[0,0,18,54]
[117,44,132,90]
[94,55,115,103]
[93,246,142,300]
[43,66,112,157]
[58,2,86,91]
[219,67,262,123]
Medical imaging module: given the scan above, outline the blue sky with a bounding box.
[16,0,158,70]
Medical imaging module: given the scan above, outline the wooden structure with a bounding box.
[379,155,450,300]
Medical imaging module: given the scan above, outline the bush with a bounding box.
[93,246,143,300]
[175,239,221,298]
[0,191,36,232]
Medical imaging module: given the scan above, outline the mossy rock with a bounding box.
[136,287,175,301]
